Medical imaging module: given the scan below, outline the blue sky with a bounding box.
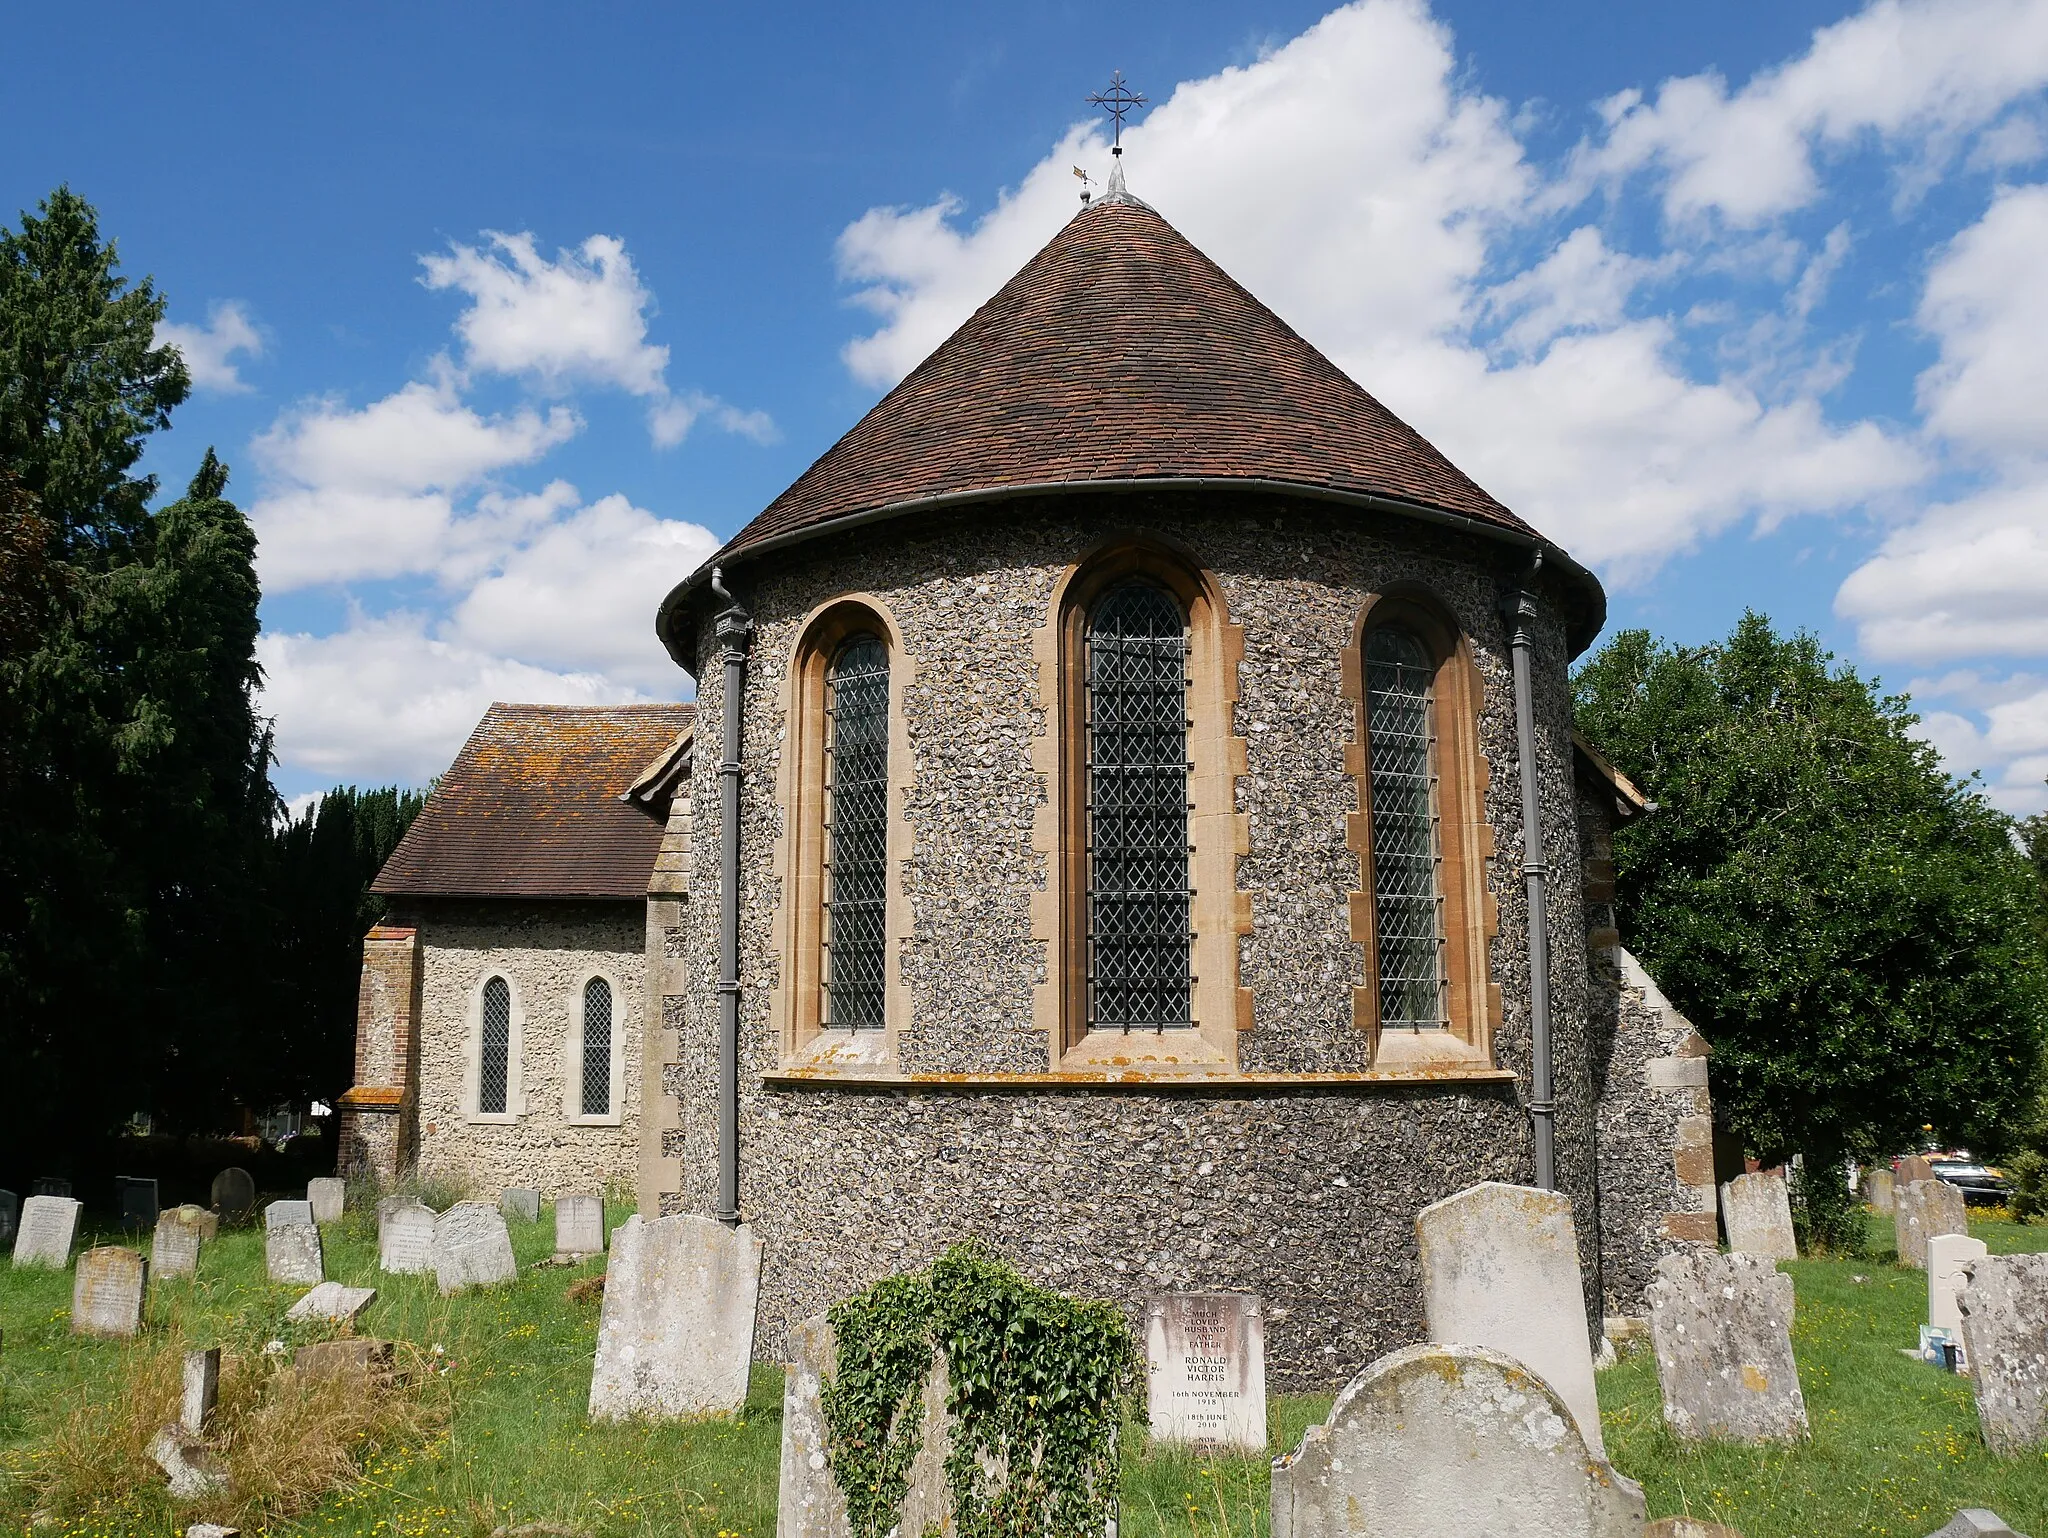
[7,0,2047,811]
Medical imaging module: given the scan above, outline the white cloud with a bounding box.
[1909,688,2048,811]
[1838,483,2048,660]
[157,301,263,393]
[1913,184,2048,460]
[1573,0,2048,225]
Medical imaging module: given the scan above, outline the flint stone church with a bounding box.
[338,169,1718,1384]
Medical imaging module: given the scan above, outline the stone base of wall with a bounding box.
[336,1098,408,1187]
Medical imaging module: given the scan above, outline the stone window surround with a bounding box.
[563,967,628,1126]
[769,593,917,1075]
[1343,587,1501,1070]
[463,971,527,1124]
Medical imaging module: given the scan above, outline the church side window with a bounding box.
[580,977,612,1116]
[479,976,511,1114]
[1085,580,1192,1031]
[824,635,889,1029]
[1364,625,1447,1029]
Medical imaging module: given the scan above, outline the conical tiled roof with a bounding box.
[662,189,1602,655]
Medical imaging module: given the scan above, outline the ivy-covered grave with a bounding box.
[802,1240,1143,1538]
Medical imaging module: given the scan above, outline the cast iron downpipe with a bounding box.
[1507,554,1558,1191]
[710,566,751,1228]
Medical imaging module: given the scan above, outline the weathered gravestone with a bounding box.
[500,1187,542,1224]
[72,1246,147,1338]
[379,1200,437,1274]
[174,1203,219,1239]
[433,1202,518,1294]
[1865,1166,1896,1213]
[31,1175,71,1198]
[1269,1343,1645,1538]
[286,1280,378,1324]
[1956,1252,2048,1455]
[12,1194,81,1268]
[148,1423,225,1498]
[1144,1292,1267,1452]
[1643,1523,1747,1538]
[306,1176,346,1223]
[555,1194,605,1258]
[1897,1179,1968,1269]
[0,1189,17,1248]
[152,1209,205,1280]
[1645,1250,1807,1442]
[211,1166,255,1218]
[777,1313,954,1538]
[1416,1182,1605,1456]
[1899,1155,1936,1186]
[115,1175,160,1233]
[264,1200,324,1284]
[590,1213,763,1421]
[182,1347,220,1435]
[1927,1511,2033,1538]
[296,1337,396,1386]
[1718,1172,1797,1261]
[1930,1233,1991,1336]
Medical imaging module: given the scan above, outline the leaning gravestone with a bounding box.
[72,1246,147,1338]
[1930,1233,1991,1336]
[1270,1343,1646,1538]
[210,1166,255,1219]
[152,1209,205,1280]
[1927,1512,2033,1538]
[1865,1166,1896,1214]
[0,1189,17,1248]
[500,1187,542,1224]
[1144,1292,1267,1452]
[1897,1179,1969,1269]
[590,1213,763,1421]
[264,1200,324,1284]
[182,1347,220,1435]
[1645,1250,1807,1442]
[1416,1182,1606,1456]
[432,1202,518,1294]
[1643,1524,1747,1538]
[285,1280,377,1324]
[555,1194,605,1258]
[12,1194,81,1268]
[1719,1172,1797,1261]
[1899,1155,1936,1186]
[306,1177,346,1224]
[379,1200,437,1274]
[173,1203,219,1240]
[1956,1252,2048,1455]
[116,1175,160,1233]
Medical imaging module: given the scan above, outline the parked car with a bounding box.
[1928,1156,2009,1204]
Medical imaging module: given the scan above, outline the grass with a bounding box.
[1,1205,2044,1537]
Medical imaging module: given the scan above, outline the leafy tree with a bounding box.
[1575,614,2048,1248]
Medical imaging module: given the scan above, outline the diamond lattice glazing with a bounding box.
[582,976,612,1115]
[1365,625,1447,1028]
[825,636,890,1029]
[480,975,511,1113]
[1086,582,1193,1031]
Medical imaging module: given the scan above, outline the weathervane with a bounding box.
[1087,70,1147,154]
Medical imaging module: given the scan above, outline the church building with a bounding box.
[340,165,1715,1384]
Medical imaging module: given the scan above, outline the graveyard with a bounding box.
[0,1188,2044,1537]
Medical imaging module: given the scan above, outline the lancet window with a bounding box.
[823,635,890,1029]
[1364,625,1448,1029]
[479,975,511,1114]
[580,976,613,1115]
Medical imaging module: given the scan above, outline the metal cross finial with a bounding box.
[1087,70,1147,152]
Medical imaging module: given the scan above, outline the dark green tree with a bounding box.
[1575,614,2048,1248]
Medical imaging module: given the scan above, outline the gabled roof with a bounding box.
[373,703,695,901]
[660,187,1605,661]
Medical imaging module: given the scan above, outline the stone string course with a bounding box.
[662,494,1674,1383]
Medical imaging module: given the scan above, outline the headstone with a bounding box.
[148,1425,225,1498]
[1718,1172,1797,1260]
[1269,1343,1645,1538]
[1865,1166,1896,1213]
[1929,1233,1991,1335]
[187,1526,241,1538]
[264,1200,324,1284]
[72,1246,148,1338]
[1644,1250,1807,1442]
[295,1337,395,1386]
[12,1194,81,1268]
[173,1203,219,1240]
[181,1347,220,1435]
[306,1176,346,1223]
[116,1175,160,1233]
[1928,1513,2030,1538]
[1144,1292,1267,1452]
[0,1189,17,1248]
[210,1166,255,1217]
[432,1201,518,1294]
[285,1280,378,1324]
[1415,1182,1605,1456]
[590,1213,763,1420]
[152,1209,204,1280]
[380,1200,437,1274]
[500,1187,542,1223]
[555,1193,606,1258]
[31,1175,72,1198]
[1643,1524,1746,1538]
[1896,1178,1968,1269]
[1956,1252,2048,1455]
[1899,1155,1936,1186]
[777,1313,955,1538]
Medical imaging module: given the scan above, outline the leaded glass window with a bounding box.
[1086,581,1192,1031]
[581,977,612,1116]
[1365,625,1448,1028]
[479,976,511,1114]
[824,635,889,1029]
